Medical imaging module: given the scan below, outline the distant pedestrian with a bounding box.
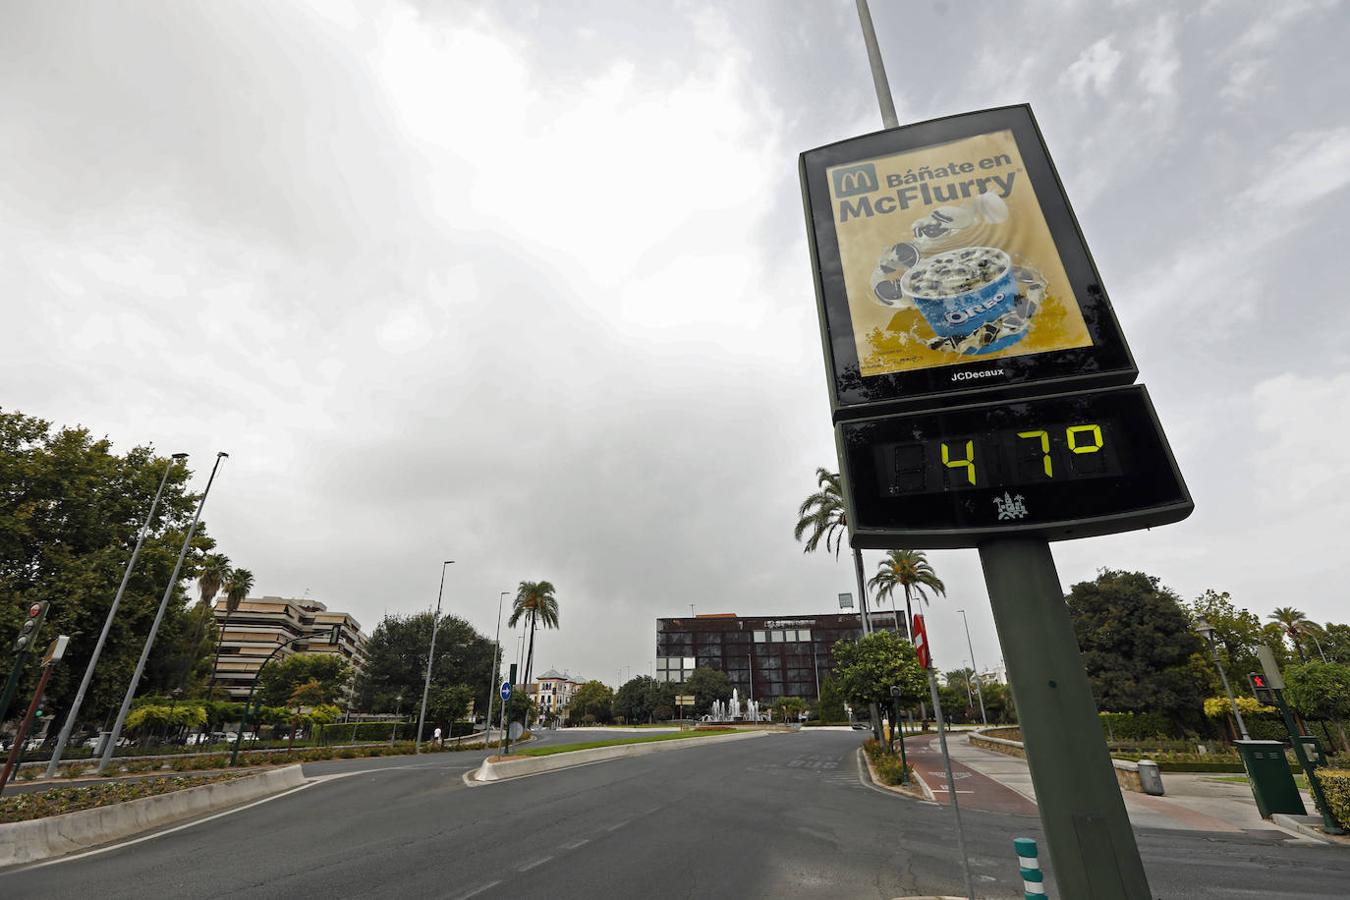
[432,726,442,746]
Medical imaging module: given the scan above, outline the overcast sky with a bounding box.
[5,0,1349,686]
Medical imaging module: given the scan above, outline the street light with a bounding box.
[415,560,454,753]
[957,610,988,726]
[1195,618,1250,741]
[47,451,188,777]
[483,591,508,742]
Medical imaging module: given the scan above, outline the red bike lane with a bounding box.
[902,734,1038,817]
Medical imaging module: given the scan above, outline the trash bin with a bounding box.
[1235,739,1306,818]
[1136,759,1165,796]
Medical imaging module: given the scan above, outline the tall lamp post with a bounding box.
[483,591,508,742]
[99,451,227,775]
[47,451,187,777]
[957,610,988,726]
[1195,618,1250,741]
[415,560,454,753]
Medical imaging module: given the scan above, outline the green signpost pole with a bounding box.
[980,537,1151,899]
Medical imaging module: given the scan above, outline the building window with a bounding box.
[753,631,766,643]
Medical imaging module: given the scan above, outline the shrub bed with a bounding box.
[0,773,247,824]
[1314,769,1350,831]
[863,739,913,786]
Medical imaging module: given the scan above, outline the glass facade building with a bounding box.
[655,611,904,702]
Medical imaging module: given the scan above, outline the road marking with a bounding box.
[605,819,631,832]
[451,879,501,899]
[559,838,590,850]
[517,856,553,871]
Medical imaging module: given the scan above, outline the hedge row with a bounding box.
[1314,769,1350,831]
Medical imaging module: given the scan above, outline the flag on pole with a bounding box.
[912,614,931,669]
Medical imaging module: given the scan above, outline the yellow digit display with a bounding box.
[1067,424,1103,454]
[942,440,976,486]
[1017,430,1053,478]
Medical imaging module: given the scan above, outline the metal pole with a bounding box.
[979,538,1151,899]
[851,548,871,634]
[47,453,186,777]
[484,591,507,743]
[927,668,975,900]
[1213,653,1249,741]
[0,661,58,794]
[416,561,453,752]
[854,0,900,129]
[98,452,227,775]
[958,610,988,726]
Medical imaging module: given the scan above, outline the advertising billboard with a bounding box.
[801,106,1136,420]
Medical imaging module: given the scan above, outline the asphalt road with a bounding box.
[4,729,1349,898]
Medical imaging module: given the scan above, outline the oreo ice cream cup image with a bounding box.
[899,246,1025,355]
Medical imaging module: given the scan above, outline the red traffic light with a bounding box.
[1252,674,1266,687]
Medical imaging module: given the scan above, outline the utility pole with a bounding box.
[415,561,454,752]
[484,591,507,741]
[47,453,186,777]
[958,610,988,726]
[99,452,227,776]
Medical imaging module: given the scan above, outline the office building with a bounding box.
[654,610,903,702]
[211,596,368,702]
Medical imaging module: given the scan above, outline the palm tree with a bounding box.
[794,467,875,629]
[1269,607,1316,662]
[509,581,559,692]
[197,553,231,609]
[868,549,946,638]
[209,567,255,692]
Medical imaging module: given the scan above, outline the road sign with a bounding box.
[836,384,1192,548]
[40,636,69,666]
[500,681,512,702]
[912,614,931,669]
[801,105,1137,421]
[675,695,696,706]
[838,592,853,609]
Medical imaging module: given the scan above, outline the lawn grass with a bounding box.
[514,728,739,757]
[1206,773,1310,790]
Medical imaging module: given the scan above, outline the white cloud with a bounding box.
[1064,37,1124,97]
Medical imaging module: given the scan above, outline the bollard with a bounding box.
[1014,837,1047,898]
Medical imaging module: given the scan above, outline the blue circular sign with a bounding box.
[500,681,512,701]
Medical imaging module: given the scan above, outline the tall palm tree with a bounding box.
[1269,607,1316,662]
[509,581,559,692]
[209,567,255,692]
[197,553,231,610]
[868,549,946,638]
[794,467,875,629]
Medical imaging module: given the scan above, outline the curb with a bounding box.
[856,749,930,803]
[471,730,769,783]
[0,765,306,868]
[1271,813,1335,845]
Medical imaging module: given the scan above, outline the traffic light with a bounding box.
[1249,673,1276,705]
[12,601,49,652]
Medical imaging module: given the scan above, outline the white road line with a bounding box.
[452,879,501,899]
[517,856,553,871]
[558,839,590,850]
[605,819,631,832]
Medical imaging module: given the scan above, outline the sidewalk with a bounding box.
[930,734,1323,839]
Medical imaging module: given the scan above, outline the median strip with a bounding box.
[471,729,770,783]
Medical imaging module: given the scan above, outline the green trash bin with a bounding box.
[1235,739,1306,817]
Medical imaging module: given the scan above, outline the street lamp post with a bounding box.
[483,591,508,743]
[1195,619,1250,741]
[47,452,187,777]
[415,561,454,753]
[99,452,227,776]
[958,610,988,726]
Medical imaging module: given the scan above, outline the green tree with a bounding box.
[1282,661,1350,752]
[817,674,848,723]
[1066,570,1208,731]
[868,549,945,636]
[353,612,498,721]
[1269,607,1320,663]
[427,683,474,727]
[685,666,733,716]
[257,653,352,708]
[567,681,614,724]
[773,696,807,722]
[615,675,671,724]
[1184,589,1268,694]
[0,410,217,727]
[509,581,559,691]
[209,566,254,687]
[1319,623,1350,665]
[831,631,926,711]
[504,691,536,727]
